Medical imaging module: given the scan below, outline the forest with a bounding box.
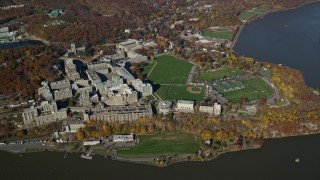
[1,0,315,46]
[0,45,64,98]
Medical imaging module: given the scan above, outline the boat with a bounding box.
[81,154,92,160]
[295,158,300,163]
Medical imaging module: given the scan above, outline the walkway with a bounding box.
[146,60,157,78]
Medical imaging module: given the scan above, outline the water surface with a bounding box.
[235,2,320,88]
[0,134,320,180]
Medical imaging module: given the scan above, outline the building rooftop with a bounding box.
[177,100,194,104]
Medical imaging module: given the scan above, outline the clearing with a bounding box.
[198,68,244,81]
[239,8,263,21]
[117,133,200,158]
[147,55,193,84]
[202,30,234,40]
[222,78,274,103]
[156,85,204,101]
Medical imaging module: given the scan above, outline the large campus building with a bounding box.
[90,104,152,123]
[50,80,73,100]
[65,60,80,80]
[131,79,153,97]
[22,101,67,127]
[176,100,194,113]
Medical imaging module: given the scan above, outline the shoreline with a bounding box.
[3,131,320,167]
[231,0,320,50]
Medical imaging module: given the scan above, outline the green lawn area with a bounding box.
[202,30,234,40]
[142,62,155,76]
[155,85,204,101]
[239,8,263,21]
[147,55,193,84]
[198,68,244,81]
[117,133,200,158]
[222,78,274,103]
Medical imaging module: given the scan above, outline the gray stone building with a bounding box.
[22,101,67,127]
[131,79,153,97]
[50,80,73,100]
[86,69,102,86]
[158,100,172,114]
[87,61,109,74]
[90,104,152,123]
[102,84,138,106]
[38,81,53,101]
[65,60,80,80]
[116,67,135,84]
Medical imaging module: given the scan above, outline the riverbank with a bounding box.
[1,130,320,168]
[231,0,320,50]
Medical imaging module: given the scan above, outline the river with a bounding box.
[1,3,320,180]
[234,2,320,88]
[0,40,44,49]
[0,134,320,180]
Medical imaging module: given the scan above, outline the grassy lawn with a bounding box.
[239,8,263,21]
[244,78,273,97]
[155,85,204,101]
[142,62,155,76]
[92,148,109,155]
[202,30,234,40]
[198,68,244,81]
[192,87,201,91]
[222,78,273,103]
[117,133,200,158]
[147,55,193,84]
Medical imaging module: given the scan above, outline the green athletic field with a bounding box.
[198,68,244,81]
[239,8,263,21]
[202,30,234,40]
[117,133,200,158]
[147,55,193,84]
[155,85,205,101]
[222,78,274,103]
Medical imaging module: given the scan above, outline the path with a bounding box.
[146,60,157,78]
[261,77,291,108]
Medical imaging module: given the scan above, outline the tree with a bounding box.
[69,97,75,107]
[76,129,85,140]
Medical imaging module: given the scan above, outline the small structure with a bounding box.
[112,134,134,143]
[158,100,172,114]
[64,122,85,133]
[127,51,148,63]
[50,9,64,17]
[116,39,140,52]
[176,100,194,113]
[83,140,100,146]
[214,103,222,116]
[0,27,16,42]
[244,105,257,115]
[124,29,131,34]
[199,105,214,114]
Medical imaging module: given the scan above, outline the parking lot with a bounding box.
[0,140,53,153]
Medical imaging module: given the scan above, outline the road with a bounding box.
[0,142,53,153]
